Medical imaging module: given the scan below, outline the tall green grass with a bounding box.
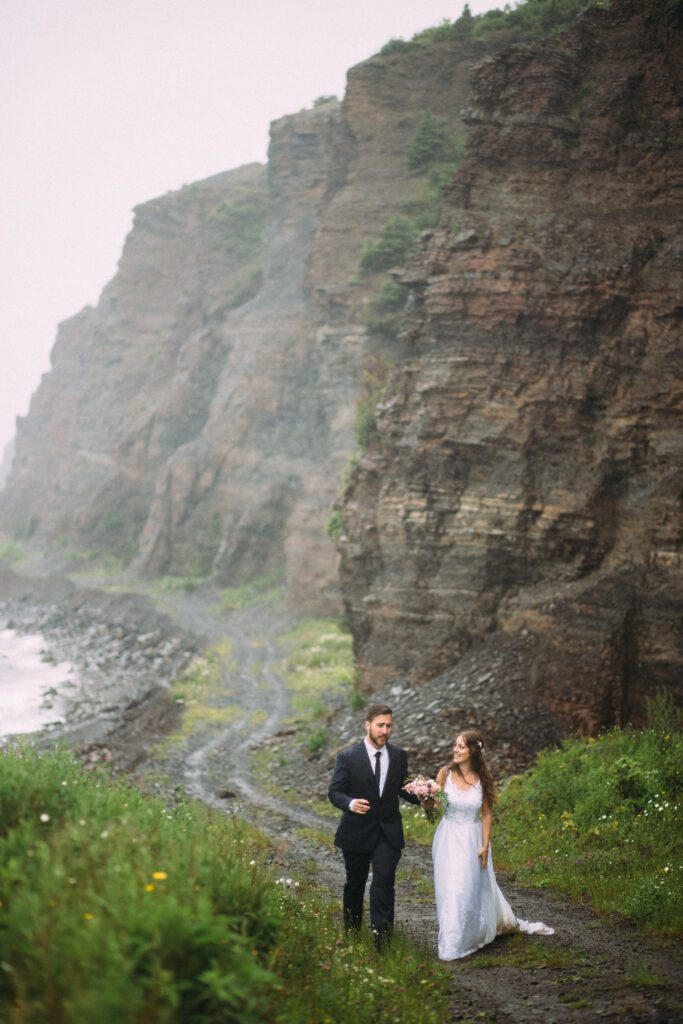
[216,572,285,612]
[494,694,682,935]
[278,618,357,751]
[0,747,450,1023]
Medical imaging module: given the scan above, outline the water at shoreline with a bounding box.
[0,628,77,738]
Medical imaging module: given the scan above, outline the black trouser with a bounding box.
[342,837,402,934]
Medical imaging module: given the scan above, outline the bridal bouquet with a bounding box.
[404,775,446,824]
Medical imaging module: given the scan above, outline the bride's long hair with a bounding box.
[445,729,496,808]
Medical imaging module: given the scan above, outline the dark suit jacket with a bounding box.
[328,741,420,853]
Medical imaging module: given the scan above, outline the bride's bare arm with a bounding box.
[436,766,449,789]
[479,796,492,868]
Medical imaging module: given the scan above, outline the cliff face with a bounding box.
[1,37,484,608]
[338,0,683,734]
[3,164,268,560]
[3,0,680,743]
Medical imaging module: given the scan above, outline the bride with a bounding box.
[432,729,554,960]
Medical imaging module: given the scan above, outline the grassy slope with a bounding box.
[494,695,682,936]
[0,746,449,1024]
[256,619,683,940]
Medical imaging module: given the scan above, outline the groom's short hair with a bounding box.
[365,703,392,722]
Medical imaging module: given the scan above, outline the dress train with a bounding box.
[432,775,554,960]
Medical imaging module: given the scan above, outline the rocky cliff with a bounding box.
[1,35,487,609]
[337,0,683,738]
[3,0,680,746]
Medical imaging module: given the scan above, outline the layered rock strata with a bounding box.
[1,39,485,610]
[337,0,683,735]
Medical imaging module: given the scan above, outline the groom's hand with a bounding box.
[350,799,371,814]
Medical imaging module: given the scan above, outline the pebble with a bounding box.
[0,594,196,748]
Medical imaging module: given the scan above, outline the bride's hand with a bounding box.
[478,844,489,869]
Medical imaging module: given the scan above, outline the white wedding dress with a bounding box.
[432,774,554,960]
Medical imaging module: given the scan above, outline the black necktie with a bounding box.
[374,750,382,791]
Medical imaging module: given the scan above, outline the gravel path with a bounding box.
[2,571,681,1023]
[143,587,683,1024]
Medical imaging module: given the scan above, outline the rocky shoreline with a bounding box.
[0,571,196,769]
[0,567,563,796]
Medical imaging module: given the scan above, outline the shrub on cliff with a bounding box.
[358,214,424,274]
[407,112,466,171]
[0,747,449,1023]
[495,693,683,935]
[378,0,611,55]
[352,360,393,450]
[364,279,409,339]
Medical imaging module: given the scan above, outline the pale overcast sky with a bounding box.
[1,0,499,456]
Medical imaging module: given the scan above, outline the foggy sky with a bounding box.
[1,0,499,458]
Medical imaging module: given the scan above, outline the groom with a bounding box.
[328,703,421,950]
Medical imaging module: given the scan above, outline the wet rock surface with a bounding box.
[0,570,195,759]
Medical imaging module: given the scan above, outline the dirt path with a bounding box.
[4,569,680,1023]
[136,588,683,1024]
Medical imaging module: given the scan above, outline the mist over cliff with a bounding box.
[2,0,680,744]
[1,27,489,611]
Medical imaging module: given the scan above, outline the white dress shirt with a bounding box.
[349,739,391,812]
[364,736,389,796]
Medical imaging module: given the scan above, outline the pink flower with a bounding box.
[404,775,446,824]
[404,774,441,798]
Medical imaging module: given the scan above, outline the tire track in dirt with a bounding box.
[135,588,683,1023]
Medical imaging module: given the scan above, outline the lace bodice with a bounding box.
[443,774,482,824]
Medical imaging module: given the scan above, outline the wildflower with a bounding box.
[83,913,94,921]
[39,813,50,823]
[152,871,168,880]
[145,884,155,892]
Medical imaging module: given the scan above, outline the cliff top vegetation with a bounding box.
[378,0,612,55]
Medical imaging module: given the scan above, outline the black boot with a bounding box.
[373,924,393,954]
